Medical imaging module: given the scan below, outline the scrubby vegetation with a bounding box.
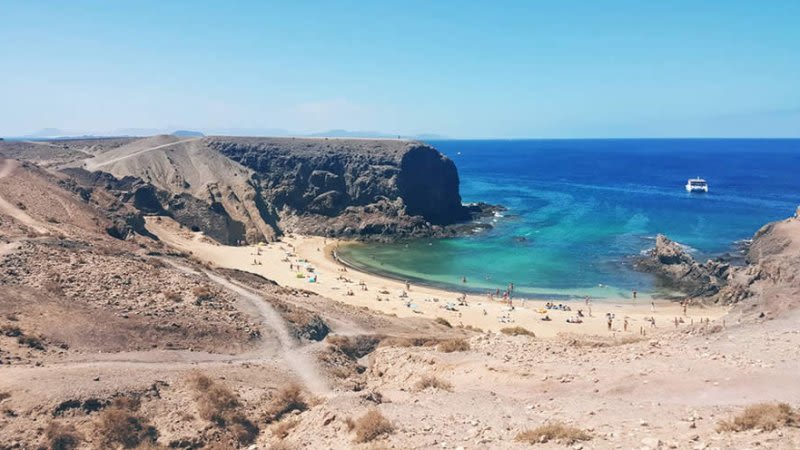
[352,409,394,443]
[272,417,299,439]
[263,383,309,423]
[434,317,452,328]
[379,336,440,348]
[501,326,535,337]
[163,291,182,302]
[717,403,799,432]
[191,286,214,303]
[18,334,45,350]
[188,373,259,445]
[515,421,592,445]
[437,338,470,353]
[45,421,82,450]
[1,324,22,337]
[326,334,382,359]
[414,375,453,392]
[95,397,158,448]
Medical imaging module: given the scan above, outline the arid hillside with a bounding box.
[1,155,799,449]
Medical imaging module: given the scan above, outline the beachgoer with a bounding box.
[623,318,628,332]
[632,289,637,299]
[674,317,679,328]
[462,276,467,283]
[607,318,612,331]
[650,301,655,313]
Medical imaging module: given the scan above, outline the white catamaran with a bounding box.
[685,177,709,193]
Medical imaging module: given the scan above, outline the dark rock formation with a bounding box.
[633,234,731,297]
[60,168,246,244]
[205,137,474,239]
[37,136,497,242]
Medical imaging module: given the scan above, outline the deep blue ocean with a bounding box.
[338,139,800,299]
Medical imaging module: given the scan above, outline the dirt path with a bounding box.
[203,270,330,395]
[85,138,201,169]
[0,159,49,234]
[0,256,329,398]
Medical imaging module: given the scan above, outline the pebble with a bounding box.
[641,437,662,448]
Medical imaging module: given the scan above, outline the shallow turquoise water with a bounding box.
[337,139,800,299]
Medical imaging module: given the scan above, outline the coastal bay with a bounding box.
[339,139,800,297]
[146,216,726,336]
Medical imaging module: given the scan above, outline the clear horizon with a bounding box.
[1,1,799,138]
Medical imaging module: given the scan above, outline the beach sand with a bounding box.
[146,216,727,337]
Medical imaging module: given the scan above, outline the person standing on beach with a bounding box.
[632,289,637,299]
[607,317,612,331]
[651,301,655,313]
[405,280,410,291]
[623,318,629,332]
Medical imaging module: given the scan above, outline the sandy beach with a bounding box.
[146,216,727,337]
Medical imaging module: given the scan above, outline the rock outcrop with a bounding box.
[634,234,731,298]
[61,168,248,244]
[716,215,800,315]
[206,137,471,239]
[5,136,494,243]
[636,213,800,316]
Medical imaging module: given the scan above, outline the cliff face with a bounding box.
[60,168,248,244]
[206,137,470,238]
[36,136,480,243]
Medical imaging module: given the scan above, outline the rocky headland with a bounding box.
[10,135,498,243]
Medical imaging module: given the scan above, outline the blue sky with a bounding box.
[1,1,799,138]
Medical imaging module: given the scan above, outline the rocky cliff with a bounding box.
[205,137,472,239]
[20,135,486,243]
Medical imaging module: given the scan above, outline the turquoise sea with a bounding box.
[337,139,800,300]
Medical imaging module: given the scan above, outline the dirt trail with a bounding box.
[0,256,329,397]
[203,270,331,395]
[85,137,201,169]
[0,159,49,234]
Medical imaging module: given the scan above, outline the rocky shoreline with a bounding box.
[633,212,800,313]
